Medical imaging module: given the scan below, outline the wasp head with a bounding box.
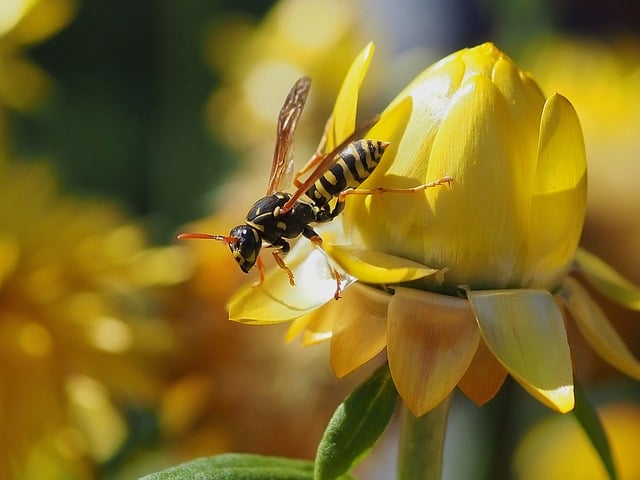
[227,225,262,273]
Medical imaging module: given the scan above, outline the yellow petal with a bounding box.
[457,338,508,406]
[365,95,412,145]
[359,74,531,289]
[286,315,312,343]
[329,42,374,149]
[228,245,352,324]
[424,75,530,288]
[561,277,640,379]
[11,0,77,45]
[387,288,480,416]
[467,288,574,413]
[491,54,545,160]
[324,243,439,284]
[330,283,390,377]
[300,310,335,346]
[574,248,640,310]
[534,94,587,195]
[524,93,587,288]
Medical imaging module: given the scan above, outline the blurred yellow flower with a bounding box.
[0,161,190,479]
[0,0,76,112]
[514,403,640,479]
[204,0,369,190]
[228,43,640,417]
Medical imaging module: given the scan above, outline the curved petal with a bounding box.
[365,95,412,145]
[286,315,312,343]
[300,311,335,346]
[467,288,574,413]
[228,243,354,323]
[575,248,640,310]
[12,0,77,45]
[388,288,480,417]
[561,277,640,379]
[457,338,508,406]
[525,93,587,288]
[324,244,439,284]
[534,94,587,195]
[330,283,390,377]
[329,42,374,148]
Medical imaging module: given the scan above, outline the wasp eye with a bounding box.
[227,225,261,273]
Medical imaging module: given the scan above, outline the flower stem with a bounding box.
[397,395,452,480]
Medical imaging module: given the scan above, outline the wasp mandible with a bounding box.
[178,77,451,297]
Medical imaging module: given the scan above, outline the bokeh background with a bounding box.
[1,0,639,478]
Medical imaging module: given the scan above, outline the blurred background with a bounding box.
[1,0,639,478]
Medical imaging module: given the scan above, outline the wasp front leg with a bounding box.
[302,225,323,246]
[253,255,267,287]
[267,238,296,286]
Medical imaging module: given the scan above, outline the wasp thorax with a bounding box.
[228,225,261,273]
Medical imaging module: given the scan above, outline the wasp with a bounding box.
[178,77,451,298]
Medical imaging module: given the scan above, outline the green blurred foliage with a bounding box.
[12,1,276,242]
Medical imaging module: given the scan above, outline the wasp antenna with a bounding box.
[177,232,236,244]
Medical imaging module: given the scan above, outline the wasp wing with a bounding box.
[266,77,311,195]
[281,114,380,213]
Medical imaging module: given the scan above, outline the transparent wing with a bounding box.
[266,77,311,195]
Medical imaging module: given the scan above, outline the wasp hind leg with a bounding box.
[330,175,453,219]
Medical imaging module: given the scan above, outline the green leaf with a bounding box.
[140,453,344,480]
[314,363,398,480]
[572,386,618,480]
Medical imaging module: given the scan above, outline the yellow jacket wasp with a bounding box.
[178,77,451,298]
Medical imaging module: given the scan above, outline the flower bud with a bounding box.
[344,43,587,291]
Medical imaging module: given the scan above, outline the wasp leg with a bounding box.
[332,269,342,300]
[330,175,453,219]
[302,225,322,246]
[301,226,342,300]
[293,115,333,187]
[272,250,295,286]
[265,238,295,286]
[251,255,267,288]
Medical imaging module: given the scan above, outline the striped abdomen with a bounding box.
[305,139,388,206]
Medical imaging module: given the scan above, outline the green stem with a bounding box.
[397,395,452,480]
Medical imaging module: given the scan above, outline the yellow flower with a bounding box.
[345,42,587,292]
[0,0,77,112]
[514,403,640,479]
[228,43,640,417]
[205,0,367,158]
[0,161,189,479]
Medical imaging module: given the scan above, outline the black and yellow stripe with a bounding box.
[305,140,388,206]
